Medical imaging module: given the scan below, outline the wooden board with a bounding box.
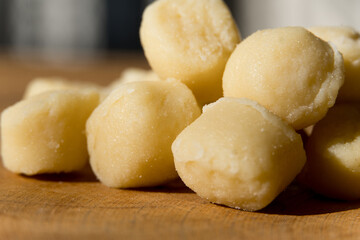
[1,53,360,240]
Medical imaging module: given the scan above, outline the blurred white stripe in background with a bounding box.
[5,0,360,60]
[9,0,105,61]
[235,0,360,37]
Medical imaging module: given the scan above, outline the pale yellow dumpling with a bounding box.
[1,90,99,175]
[223,27,344,130]
[299,104,360,200]
[111,68,160,86]
[309,26,360,102]
[24,77,102,99]
[104,68,161,98]
[172,98,306,211]
[86,80,201,188]
[140,0,241,106]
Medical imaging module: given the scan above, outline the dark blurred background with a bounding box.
[0,0,359,60]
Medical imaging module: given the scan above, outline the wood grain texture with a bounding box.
[1,53,360,240]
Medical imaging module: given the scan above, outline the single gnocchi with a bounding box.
[299,104,360,200]
[223,27,344,129]
[104,68,161,98]
[86,80,201,188]
[172,98,306,211]
[140,0,241,106]
[24,77,102,99]
[110,68,160,86]
[1,90,99,175]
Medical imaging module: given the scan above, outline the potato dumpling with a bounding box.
[298,104,360,200]
[172,98,306,211]
[223,27,344,130]
[140,0,241,106]
[111,68,160,86]
[86,80,201,188]
[24,77,102,99]
[104,68,160,97]
[1,90,99,175]
[309,26,360,102]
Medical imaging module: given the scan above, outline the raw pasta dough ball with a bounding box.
[298,104,360,200]
[172,98,306,211]
[104,68,160,97]
[309,26,360,102]
[1,90,99,175]
[112,68,160,86]
[24,77,102,99]
[223,27,344,130]
[86,80,201,188]
[140,0,241,106]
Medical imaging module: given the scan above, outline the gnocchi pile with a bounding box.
[2,0,360,211]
